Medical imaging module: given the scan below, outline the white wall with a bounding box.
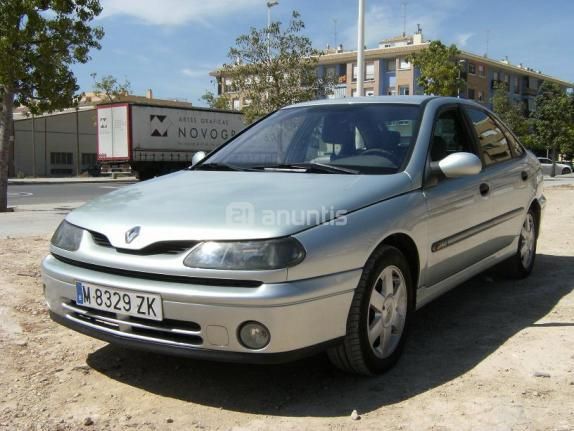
[13,108,97,177]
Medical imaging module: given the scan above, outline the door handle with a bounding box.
[521,171,528,181]
[479,183,490,196]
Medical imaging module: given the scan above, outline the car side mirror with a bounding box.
[191,151,207,166]
[430,152,482,178]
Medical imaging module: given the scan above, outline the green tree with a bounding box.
[220,10,334,123]
[531,82,574,176]
[0,0,103,212]
[200,90,232,111]
[90,73,131,102]
[563,92,574,160]
[409,41,464,97]
[491,82,529,140]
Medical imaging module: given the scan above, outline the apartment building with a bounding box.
[213,30,573,113]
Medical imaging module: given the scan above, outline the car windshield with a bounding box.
[201,104,421,175]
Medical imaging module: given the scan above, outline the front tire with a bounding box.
[503,209,538,278]
[562,167,572,175]
[327,245,414,375]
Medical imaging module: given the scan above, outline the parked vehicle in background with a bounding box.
[97,103,245,180]
[43,96,544,375]
[537,157,573,175]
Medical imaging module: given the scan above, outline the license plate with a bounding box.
[75,281,163,321]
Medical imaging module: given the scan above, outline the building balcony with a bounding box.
[491,79,507,89]
[328,84,347,99]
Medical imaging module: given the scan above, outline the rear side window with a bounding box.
[465,108,512,166]
[496,120,525,157]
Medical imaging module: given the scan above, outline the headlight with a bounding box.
[51,220,84,251]
[183,238,305,270]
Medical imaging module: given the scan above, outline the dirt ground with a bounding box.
[1,187,573,431]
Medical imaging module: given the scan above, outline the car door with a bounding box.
[463,107,533,253]
[422,106,494,288]
[538,158,551,175]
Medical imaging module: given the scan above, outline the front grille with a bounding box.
[90,231,112,247]
[90,231,197,255]
[116,241,198,255]
[52,253,263,288]
[63,301,203,346]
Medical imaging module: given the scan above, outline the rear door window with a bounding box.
[493,119,525,158]
[465,108,512,166]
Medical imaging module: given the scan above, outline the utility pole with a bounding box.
[356,0,365,97]
[266,1,279,56]
[402,1,408,37]
[333,18,338,48]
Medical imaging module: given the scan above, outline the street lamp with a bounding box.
[267,0,279,56]
[356,0,365,97]
[457,59,466,98]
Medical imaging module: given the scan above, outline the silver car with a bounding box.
[537,157,572,176]
[42,96,544,375]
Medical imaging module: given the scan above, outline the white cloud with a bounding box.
[455,32,474,47]
[181,68,212,78]
[99,0,261,26]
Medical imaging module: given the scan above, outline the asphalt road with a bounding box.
[7,182,136,206]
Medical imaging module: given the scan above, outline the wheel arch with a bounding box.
[378,233,420,294]
[529,198,542,238]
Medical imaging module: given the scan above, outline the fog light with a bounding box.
[238,321,270,350]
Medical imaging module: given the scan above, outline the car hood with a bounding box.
[67,170,415,249]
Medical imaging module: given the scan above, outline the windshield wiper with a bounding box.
[193,162,252,172]
[251,162,359,175]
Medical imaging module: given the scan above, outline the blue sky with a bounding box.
[72,0,574,106]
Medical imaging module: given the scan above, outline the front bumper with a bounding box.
[42,255,359,362]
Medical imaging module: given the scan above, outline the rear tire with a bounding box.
[327,245,414,375]
[503,208,538,278]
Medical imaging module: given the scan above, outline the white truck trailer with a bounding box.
[97,103,245,180]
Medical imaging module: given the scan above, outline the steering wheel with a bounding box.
[361,148,400,166]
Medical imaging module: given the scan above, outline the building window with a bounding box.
[50,152,72,165]
[81,153,97,167]
[366,90,375,97]
[387,88,397,96]
[232,99,240,110]
[365,63,375,81]
[493,71,499,81]
[477,90,484,101]
[468,63,476,75]
[467,88,476,99]
[386,59,396,71]
[399,85,410,95]
[325,66,336,79]
[399,57,411,70]
[353,63,375,81]
[514,77,520,94]
[478,64,485,77]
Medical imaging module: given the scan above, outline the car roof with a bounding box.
[284,95,484,109]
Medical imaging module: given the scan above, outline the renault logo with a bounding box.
[125,226,141,244]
